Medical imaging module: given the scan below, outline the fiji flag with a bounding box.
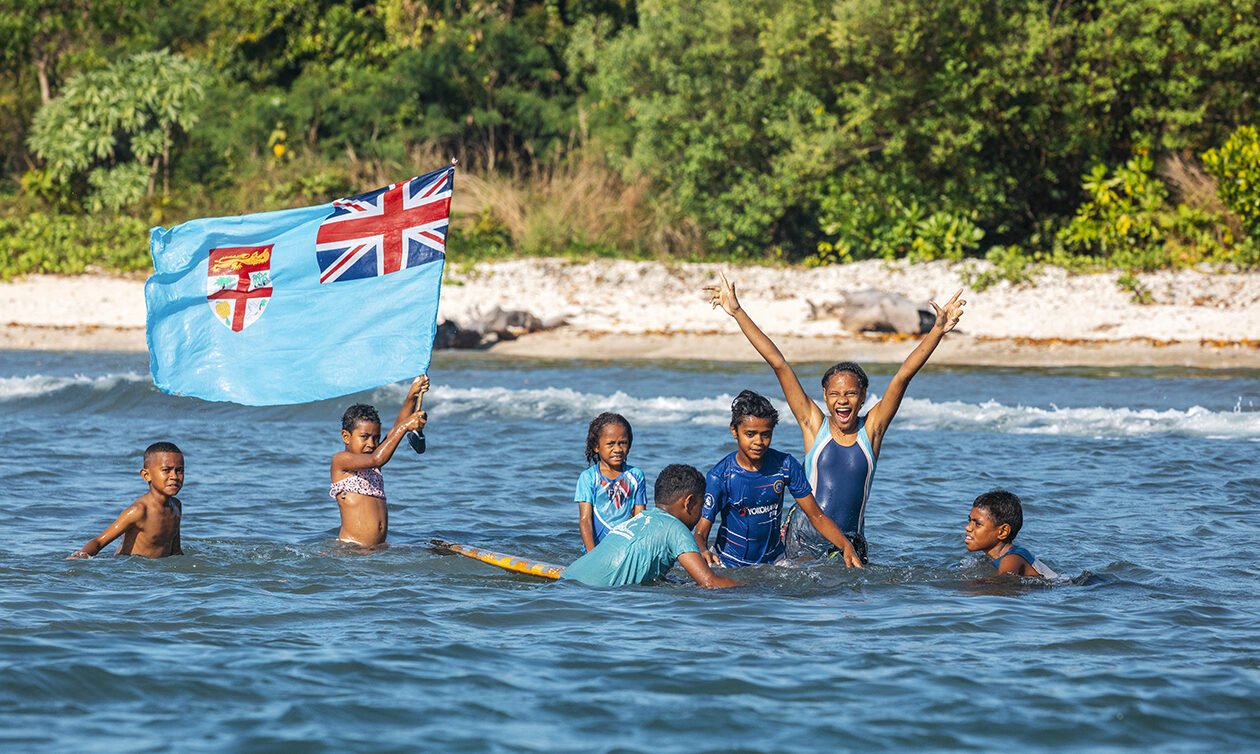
[145,164,453,405]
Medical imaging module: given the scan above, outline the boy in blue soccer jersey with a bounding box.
[695,391,862,568]
[563,464,743,588]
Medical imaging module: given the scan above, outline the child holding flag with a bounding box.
[330,375,429,546]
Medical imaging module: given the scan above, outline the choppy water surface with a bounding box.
[2,350,1259,751]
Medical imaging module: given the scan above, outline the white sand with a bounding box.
[437,259,1260,342]
[1,275,149,328]
[2,260,1257,361]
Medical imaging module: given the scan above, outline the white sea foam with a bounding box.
[430,386,733,426]
[891,396,1260,438]
[0,373,151,400]
[428,386,1260,439]
[7,376,1258,439]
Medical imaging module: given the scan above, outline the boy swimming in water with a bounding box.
[575,412,646,552]
[562,464,745,588]
[965,489,1058,578]
[68,442,185,559]
[330,375,428,546]
[704,272,964,562]
[696,390,861,568]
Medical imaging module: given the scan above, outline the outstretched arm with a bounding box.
[703,273,824,440]
[68,504,141,558]
[865,289,965,452]
[792,494,862,568]
[677,552,745,588]
[334,410,427,472]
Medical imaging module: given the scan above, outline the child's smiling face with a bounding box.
[343,420,382,454]
[824,372,866,432]
[964,506,1008,552]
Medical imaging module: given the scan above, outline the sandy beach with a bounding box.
[2,259,1258,367]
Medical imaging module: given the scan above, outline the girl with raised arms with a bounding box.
[704,273,964,563]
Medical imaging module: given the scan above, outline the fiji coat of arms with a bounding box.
[207,245,274,332]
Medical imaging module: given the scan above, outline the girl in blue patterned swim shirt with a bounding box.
[574,412,646,552]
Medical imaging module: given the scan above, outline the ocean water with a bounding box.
[2,349,1259,752]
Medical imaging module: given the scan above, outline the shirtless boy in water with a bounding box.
[68,442,185,559]
[330,375,428,546]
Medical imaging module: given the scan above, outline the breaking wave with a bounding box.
[5,374,1258,439]
[430,386,1260,439]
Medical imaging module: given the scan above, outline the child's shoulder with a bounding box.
[114,497,149,522]
[1006,544,1036,563]
[766,446,797,465]
[1005,544,1057,578]
[707,450,739,474]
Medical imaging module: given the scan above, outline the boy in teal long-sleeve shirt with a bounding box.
[563,464,743,589]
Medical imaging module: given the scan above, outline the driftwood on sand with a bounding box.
[806,289,935,335]
[434,306,567,349]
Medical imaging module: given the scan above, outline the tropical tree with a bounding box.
[27,49,208,210]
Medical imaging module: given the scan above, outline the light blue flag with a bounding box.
[145,166,453,405]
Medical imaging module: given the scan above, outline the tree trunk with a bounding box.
[34,52,51,104]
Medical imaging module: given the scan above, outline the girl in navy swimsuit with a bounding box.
[704,273,965,563]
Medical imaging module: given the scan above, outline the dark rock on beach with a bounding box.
[434,306,567,349]
[806,289,935,335]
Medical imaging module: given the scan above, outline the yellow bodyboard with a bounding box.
[431,539,566,580]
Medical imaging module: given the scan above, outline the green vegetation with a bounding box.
[1203,126,1260,242]
[27,50,207,212]
[0,210,150,280]
[1,0,1257,285]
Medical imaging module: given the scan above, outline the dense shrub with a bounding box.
[1202,125,1260,241]
[25,50,207,211]
[0,212,151,280]
[1058,152,1246,269]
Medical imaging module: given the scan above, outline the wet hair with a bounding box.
[143,441,183,466]
[973,489,1023,542]
[654,464,705,508]
[341,403,381,433]
[730,389,779,429]
[585,412,633,465]
[821,361,869,393]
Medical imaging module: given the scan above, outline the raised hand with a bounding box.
[929,289,966,334]
[403,410,428,433]
[701,271,742,316]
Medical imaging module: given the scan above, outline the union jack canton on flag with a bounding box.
[316,168,453,284]
[145,164,455,406]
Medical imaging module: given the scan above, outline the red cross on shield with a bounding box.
[207,245,274,332]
